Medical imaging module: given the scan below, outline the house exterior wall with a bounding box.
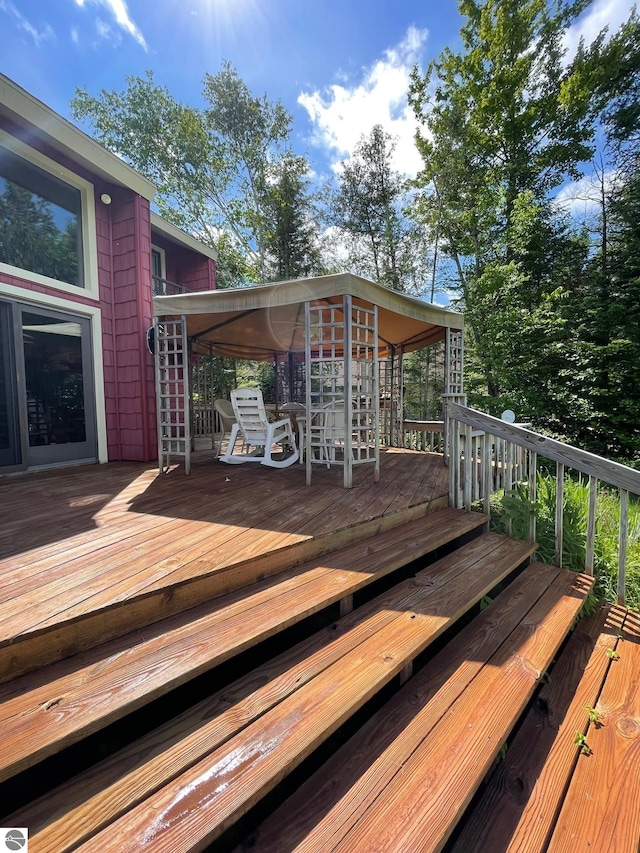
[150,234,216,293]
[0,100,216,472]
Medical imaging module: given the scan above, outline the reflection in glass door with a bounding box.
[0,302,20,467]
[21,308,97,466]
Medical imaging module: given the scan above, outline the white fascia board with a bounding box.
[150,213,218,262]
[0,74,156,201]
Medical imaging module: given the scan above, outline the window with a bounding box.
[151,245,166,294]
[0,144,83,287]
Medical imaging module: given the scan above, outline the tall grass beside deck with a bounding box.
[486,474,640,611]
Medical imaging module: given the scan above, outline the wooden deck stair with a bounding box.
[0,508,595,853]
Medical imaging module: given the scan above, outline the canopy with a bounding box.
[153,273,463,361]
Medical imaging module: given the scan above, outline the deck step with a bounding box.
[234,563,593,853]
[3,533,536,852]
[452,603,640,853]
[0,499,454,683]
[0,508,486,783]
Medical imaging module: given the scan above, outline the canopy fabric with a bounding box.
[152,273,464,360]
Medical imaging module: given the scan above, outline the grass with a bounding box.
[485,473,640,611]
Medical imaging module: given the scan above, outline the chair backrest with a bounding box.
[213,399,236,431]
[231,388,269,445]
[321,401,346,440]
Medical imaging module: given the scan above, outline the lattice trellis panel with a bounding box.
[305,297,379,487]
[379,347,403,447]
[154,316,191,474]
[191,354,215,439]
[445,328,464,396]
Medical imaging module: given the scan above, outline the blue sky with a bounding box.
[0,0,636,187]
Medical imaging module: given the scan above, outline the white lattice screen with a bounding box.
[154,316,191,474]
[305,297,379,487]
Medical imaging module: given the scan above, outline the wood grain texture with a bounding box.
[238,562,563,853]
[0,449,450,681]
[447,403,640,495]
[0,509,487,783]
[547,608,640,853]
[450,604,627,853]
[331,569,593,853]
[7,566,435,852]
[65,537,533,852]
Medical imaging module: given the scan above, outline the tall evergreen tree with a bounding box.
[262,153,323,281]
[330,125,430,292]
[408,0,599,417]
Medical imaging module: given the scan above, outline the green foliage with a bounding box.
[72,65,318,286]
[584,705,602,725]
[330,125,432,293]
[407,0,640,461]
[574,731,592,755]
[489,473,640,610]
[262,153,324,281]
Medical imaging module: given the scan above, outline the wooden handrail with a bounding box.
[402,420,445,453]
[447,402,640,605]
[446,403,640,495]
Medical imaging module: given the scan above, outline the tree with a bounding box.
[72,65,317,285]
[262,153,323,281]
[408,0,601,415]
[329,125,430,293]
[566,12,640,458]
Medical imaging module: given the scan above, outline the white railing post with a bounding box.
[443,401,640,605]
[618,489,629,605]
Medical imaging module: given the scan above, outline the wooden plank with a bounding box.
[0,512,488,781]
[67,537,534,852]
[546,608,640,853]
[7,574,433,853]
[239,562,564,853]
[0,451,448,678]
[451,604,627,853]
[0,505,477,683]
[331,568,593,853]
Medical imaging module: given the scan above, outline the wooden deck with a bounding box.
[0,448,638,851]
[0,447,448,679]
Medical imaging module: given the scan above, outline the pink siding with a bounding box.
[106,191,155,463]
[151,235,217,292]
[1,110,217,468]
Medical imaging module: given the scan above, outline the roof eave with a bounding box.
[0,74,156,201]
[150,212,218,262]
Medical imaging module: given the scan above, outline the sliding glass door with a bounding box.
[0,299,97,470]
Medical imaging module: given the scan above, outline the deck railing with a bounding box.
[153,277,190,296]
[446,401,640,604]
[402,420,445,453]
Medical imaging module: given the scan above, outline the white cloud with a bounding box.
[70,26,79,43]
[95,16,121,45]
[0,1,54,45]
[564,0,635,59]
[553,169,619,219]
[298,25,429,177]
[74,0,147,51]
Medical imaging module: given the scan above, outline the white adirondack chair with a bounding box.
[220,388,299,468]
[213,398,237,458]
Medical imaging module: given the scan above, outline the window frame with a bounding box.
[151,244,167,289]
[0,129,99,299]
